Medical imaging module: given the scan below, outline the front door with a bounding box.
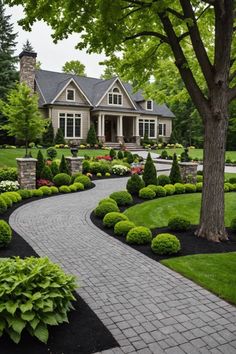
[105,119,112,142]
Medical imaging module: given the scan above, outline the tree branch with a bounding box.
[124,31,169,43]
[166,7,185,20]
[229,69,236,82]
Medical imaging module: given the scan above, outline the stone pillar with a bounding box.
[19,51,37,91]
[66,157,84,175]
[117,115,124,143]
[179,162,198,183]
[16,158,37,190]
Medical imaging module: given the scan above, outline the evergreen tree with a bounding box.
[59,154,69,174]
[169,153,182,184]
[36,150,45,179]
[86,124,98,146]
[42,121,54,147]
[54,128,65,145]
[22,39,34,52]
[0,1,18,144]
[50,161,59,176]
[126,174,145,195]
[40,165,53,181]
[142,153,157,186]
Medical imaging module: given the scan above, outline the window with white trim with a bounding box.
[146,100,153,110]
[59,113,82,138]
[108,87,123,105]
[66,89,75,101]
[139,119,156,138]
[159,123,166,136]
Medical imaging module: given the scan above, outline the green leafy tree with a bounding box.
[100,65,117,80]
[42,121,54,147]
[142,153,157,186]
[36,149,45,179]
[54,128,65,145]
[62,60,86,76]
[169,153,182,184]
[0,83,45,157]
[59,154,69,174]
[6,0,236,242]
[22,39,34,51]
[86,124,98,146]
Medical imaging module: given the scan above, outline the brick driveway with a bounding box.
[9,178,236,354]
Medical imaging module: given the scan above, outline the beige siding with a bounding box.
[100,81,134,109]
[158,117,172,138]
[56,82,88,104]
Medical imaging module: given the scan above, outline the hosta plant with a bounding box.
[0,257,77,344]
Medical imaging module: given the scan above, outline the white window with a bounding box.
[59,112,82,138]
[108,87,123,106]
[66,89,75,101]
[138,119,156,138]
[159,123,166,136]
[146,100,153,110]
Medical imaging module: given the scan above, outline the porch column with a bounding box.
[117,115,124,144]
[101,115,105,137]
[134,116,141,145]
[98,114,102,136]
[98,114,105,143]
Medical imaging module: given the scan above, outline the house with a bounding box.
[19,50,174,146]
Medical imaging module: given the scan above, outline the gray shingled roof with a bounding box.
[35,70,174,118]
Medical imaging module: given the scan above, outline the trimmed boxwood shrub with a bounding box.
[53,173,71,187]
[99,198,117,206]
[126,174,145,195]
[155,186,166,197]
[147,184,159,194]
[231,218,236,231]
[103,212,128,228]
[4,192,21,203]
[164,184,175,196]
[139,187,156,200]
[71,172,82,183]
[38,186,52,196]
[196,182,203,192]
[69,184,77,192]
[109,191,133,206]
[168,216,191,231]
[50,186,59,194]
[0,220,12,247]
[225,182,234,191]
[126,226,152,245]
[157,175,170,186]
[142,153,157,186]
[74,175,91,188]
[73,182,84,191]
[0,257,76,344]
[59,185,71,193]
[94,202,119,218]
[229,177,236,184]
[114,220,136,236]
[224,184,230,192]
[174,183,185,194]
[196,175,203,182]
[1,194,12,208]
[0,196,10,214]
[151,233,180,255]
[184,183,197,193]
[32,189,44,197]
[17,189,33,199]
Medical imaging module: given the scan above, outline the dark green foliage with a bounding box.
[94,202,119,218]
[169,153,182,184]
[0,196,7,214]
[46,147,57,160]
[82,160,90,173]
[109,149,116,159]
[109,191,133,206]
[157,174,170,186]
[0,167,17,182]
[54,128,65,145]
[142,153,157,186]
[229,177,236,184]
[50,161,59,176]
[180,148,191,162]
[126,174,145,195]
[126,226,152,245]
[231,218,236,231]
[41,165,53,181]
[103,212,128,228]
[17,189,33,199]
[86,124,98,145]
[151,233,180,255]
[139,187,156,199]
[22,39,34,51]
[114,220,136,236]
[0,220,12,247]
[168,217,191,231]
[117,150,123,159]
[161,150,168,159]
[59,154,69,174]
[126,152,134,164]
[42,121,54,147]
[53,173,71,186]
[36,150,45,179]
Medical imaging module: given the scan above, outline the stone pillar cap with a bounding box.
[16,158,38,162]
[65,156,84,160]
[179,162,198,166]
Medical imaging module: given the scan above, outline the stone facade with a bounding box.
[19,51,37,91]
[16,158,37,190]
[65,157,83,175]
[179,162,198,183]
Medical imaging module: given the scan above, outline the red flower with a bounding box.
[37,179,54,187]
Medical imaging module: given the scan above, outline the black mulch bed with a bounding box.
[0,193,118,354]
[91,196,236,262]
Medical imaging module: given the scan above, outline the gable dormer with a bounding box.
[108,86,123,106]
[138,99,153,111]
[52,78,92,106]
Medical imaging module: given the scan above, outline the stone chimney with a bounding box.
[19,51,37,91]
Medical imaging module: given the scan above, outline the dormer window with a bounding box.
[67,89,75,101]
[146,100,153,110]
[108,87,122,105]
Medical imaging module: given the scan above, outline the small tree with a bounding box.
[41,165,53,181]
[42,121,54,146]
[169,153,182,184]
[50,161,59,176]
[62,60,86,76]
[142,153,157,186]
[0,83,45,157]
[109,149,116,159]
[36,150,45,179]
[22,39,34,52]
[54,128,65,145]
[86,124,98,146]
[126,174,145,195]
[59,154,69,174]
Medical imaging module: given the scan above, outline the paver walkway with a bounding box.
[10,178,236,354]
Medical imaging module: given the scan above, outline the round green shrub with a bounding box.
[225,182,234,191]
[53,173,71,187]
[157,175,170,186]
[232,183,236,191]
[174,183,185,194]
[32,189,43,197]
[230,218,236,231]
[17,189,33,199]
[71,172,83,183]
[59,185,71,193]
[73,182,84,191]
[184,183,197,193]
[126,174,145,195]
[50,186,59,194]
[0,220,12,247]
[155,186,166,197]
[109,191,133,206]
[114,220,136,236]
[168,216,191,231]
[151,233,180,255]
[99,198,117,206]
[105,172,111,177]
[103,212,128,228]
[94,202,119,218]
[196,182,203,192]
[139,187,156,199]
[164,184,175,196]
[3,192,21,203]
[196,175,203,182]
[224,184,230,192]
[74,175,91,188]
[126,226,152,245]
[38,186,52,196]
[47,146,57,159]
[82,160,90,174]
[1,194,12,208]
[229,177,236,184]
[147,184,158,194]
[69,184,77,192]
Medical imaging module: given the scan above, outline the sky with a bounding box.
[6,5,106,78]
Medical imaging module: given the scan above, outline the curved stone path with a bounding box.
[10,179,236,354]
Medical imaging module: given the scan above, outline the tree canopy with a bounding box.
[62,60,86,76]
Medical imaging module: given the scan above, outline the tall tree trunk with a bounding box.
[195,106,229,242]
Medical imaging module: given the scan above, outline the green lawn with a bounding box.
[225,172,236,181]
[0,148,108,168]
[161,253,236,305]
[124,193,235,229]
[156,148,236,161]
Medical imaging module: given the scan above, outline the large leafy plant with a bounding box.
[0,257,77,344]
